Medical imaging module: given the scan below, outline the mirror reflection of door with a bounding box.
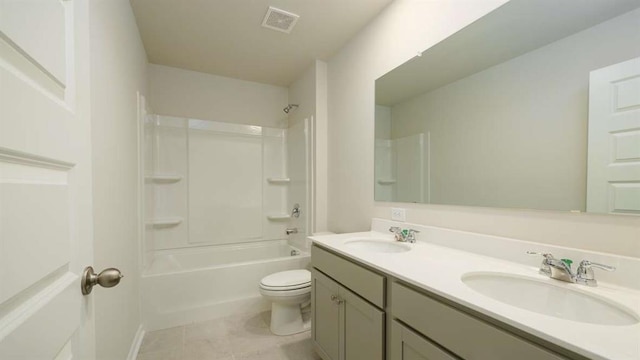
[587,57,640,214]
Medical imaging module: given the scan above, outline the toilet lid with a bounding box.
[260,269,311,290]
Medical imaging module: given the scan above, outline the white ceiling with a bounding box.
[131,0,393,87]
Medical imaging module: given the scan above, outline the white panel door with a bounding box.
[587,57,640,214]
[0,0,95,359]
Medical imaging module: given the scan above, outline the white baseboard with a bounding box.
[126,324,145,360]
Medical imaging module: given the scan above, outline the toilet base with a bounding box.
[269,302,310,336]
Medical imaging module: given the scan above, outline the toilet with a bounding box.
[259,269,311,335]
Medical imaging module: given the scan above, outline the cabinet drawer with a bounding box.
[392,282,567,360]
[391,320,459,360]
[312,245,385,308]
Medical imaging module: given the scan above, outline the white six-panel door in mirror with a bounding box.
[587,57,640,214]
[0,0,93,359]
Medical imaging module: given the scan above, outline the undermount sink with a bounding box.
[461,272,639,326]
[344,239,411,253]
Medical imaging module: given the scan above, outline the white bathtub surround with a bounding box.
[142,241,309,330]
[286,118,313,252]
[141,114,313,331]
[144,116,294,250]
[309,219,640,360]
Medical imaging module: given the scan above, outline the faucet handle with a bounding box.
[527,251,554,276]
[389,226,403,241]
[406,229,420,243]
[578,260,615,272]
[526,251,554,259]
[576,260,615,287]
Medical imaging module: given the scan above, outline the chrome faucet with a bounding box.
[389,227,419,243]
[527,251,615,287]
[546,257,575,283]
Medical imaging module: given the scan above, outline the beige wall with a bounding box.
[148,64,288,128]
[327,0,640,257]
[89,0,148,358]
[389,8,640,211]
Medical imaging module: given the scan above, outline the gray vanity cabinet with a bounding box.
[311,243,587,360]
[391,282,569,360]
[311,245,385,360]
[312,269,342,360]
[391,321,458,360]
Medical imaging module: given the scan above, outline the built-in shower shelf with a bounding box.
[267,214,291,221]
[145,174,183,183]
[267,177,290,184]
[147,217,183,227]
[377,179,397,185]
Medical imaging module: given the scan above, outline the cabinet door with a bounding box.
[342,286,385,360]
[391,321,459,360]
[392,283,567,360]
[312,269,342,360]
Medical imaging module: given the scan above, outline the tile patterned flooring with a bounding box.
[136,311,321,360]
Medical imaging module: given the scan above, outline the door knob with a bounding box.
[81,266,123,295]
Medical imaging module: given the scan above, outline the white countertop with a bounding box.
[309,230,640,360]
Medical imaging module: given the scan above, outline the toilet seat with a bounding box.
[260,269,311,291]
[259,286,310,298]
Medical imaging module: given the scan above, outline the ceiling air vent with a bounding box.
[261,6,299,34]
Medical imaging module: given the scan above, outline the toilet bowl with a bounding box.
[259,269,311,335]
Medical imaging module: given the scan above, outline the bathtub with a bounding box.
[141,240,310,330]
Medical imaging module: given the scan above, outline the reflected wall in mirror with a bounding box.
[375,0,640,214]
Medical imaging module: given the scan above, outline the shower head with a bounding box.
[283,104,299,114]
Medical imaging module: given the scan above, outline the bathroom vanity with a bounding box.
[309,220,640,360]
[312,245,385,360]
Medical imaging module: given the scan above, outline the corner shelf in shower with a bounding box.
[146,217,183,227]
[266,214,291,221]
[267,177,290,184]
[376,179,397,185]
[145,174,183,184]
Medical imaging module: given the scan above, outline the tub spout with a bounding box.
[285,228,298,235]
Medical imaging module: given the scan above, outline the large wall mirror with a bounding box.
[374,0,640,215]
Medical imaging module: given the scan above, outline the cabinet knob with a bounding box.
[330,294,343,305]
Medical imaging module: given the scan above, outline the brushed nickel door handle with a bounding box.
[81,266,123,295]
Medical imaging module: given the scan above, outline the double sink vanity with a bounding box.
[321,2,640,359]
[308,219,640,360]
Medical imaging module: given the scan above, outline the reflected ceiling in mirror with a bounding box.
[374,0,640,214]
